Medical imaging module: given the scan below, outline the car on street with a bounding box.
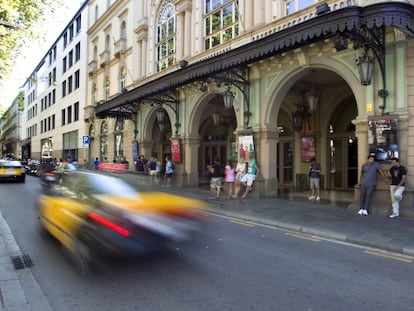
[37,170,207,273]
[0,159,26,183]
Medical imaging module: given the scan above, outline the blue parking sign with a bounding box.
[83,135,90,146]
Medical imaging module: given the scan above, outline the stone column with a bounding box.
[181,136,201,186]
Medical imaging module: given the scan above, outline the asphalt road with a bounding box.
[1,176,414,311]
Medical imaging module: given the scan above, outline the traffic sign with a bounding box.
[83,135,90,146]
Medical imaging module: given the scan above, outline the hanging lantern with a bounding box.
[156,107,165,123]
[356,52,374,86]
[223,87,234,109]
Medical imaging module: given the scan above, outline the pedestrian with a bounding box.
[240,158,258,199]
[164,156,174,187]
[148,157,158,184]
[233,157,246,198]
[357,155,388,216]
[308,157,321,201]
[386,157,407,218]
[208,157,224,199]
[93,157,100,170]
[224,159,235,199]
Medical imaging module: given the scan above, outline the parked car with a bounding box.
[0,159,26,183]
[37,170,207,273]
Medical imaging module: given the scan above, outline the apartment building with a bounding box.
[21,1,90,162]
[0,93,23,159]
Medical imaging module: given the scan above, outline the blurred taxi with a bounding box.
[0,159,26,183]
[37,170,207,273]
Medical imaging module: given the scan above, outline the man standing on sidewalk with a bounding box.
[357,155,387,216]
[308,157,321,201]
[387,157,407,219]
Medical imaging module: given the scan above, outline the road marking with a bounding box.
[364,250,413,263]
[285,232,320,242]
[229,220,255,227]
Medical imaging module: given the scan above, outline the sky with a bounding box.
[0,2,83,109]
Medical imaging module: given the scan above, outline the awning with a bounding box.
[95,2,414,118]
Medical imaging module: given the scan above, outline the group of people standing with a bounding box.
[357,155,407,218]
[207,157,259,200]
[309,155,407,218]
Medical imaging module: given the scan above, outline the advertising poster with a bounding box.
[301,136,315,162]
[170,139,181,162]
[368,116,398,162]
[238,135,255,161]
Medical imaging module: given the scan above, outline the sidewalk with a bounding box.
[122,172,414,257]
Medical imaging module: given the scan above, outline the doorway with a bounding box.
[328,136,358,190]
[277,138,294,190]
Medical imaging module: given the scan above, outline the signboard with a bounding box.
[300,136,315,162]
[82,135,90,147]
[171,139,181,162]
[238,135,255,161]
[368,115,398,162]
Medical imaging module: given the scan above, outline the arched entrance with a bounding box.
[276,109,295,190]
[198,94,237,184]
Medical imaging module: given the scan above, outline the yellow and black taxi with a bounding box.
[37,170,208,273]
[0,159,26,183]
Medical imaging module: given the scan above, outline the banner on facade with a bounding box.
[238,135,255,161]
[368,115,399,162]
[171,139,181,163]
[301,136,315,162]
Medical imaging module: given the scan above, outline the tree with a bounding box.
[0,0,63,84]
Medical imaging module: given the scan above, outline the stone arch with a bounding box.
[264,59,366,130]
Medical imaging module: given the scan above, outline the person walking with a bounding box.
[387,157,407,218]
[208,157,224,199]
[224,159,235,199]
[308,157,321,201]
[93,157,100,170]
[357,155,387,216]
[164,156,174,187]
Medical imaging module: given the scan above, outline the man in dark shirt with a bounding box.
[208,157,224,199]
[387,157,407,218]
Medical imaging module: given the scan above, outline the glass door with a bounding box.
[277,139,294,189]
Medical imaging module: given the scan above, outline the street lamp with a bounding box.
[223,86,234,109]
[356,51,375,86]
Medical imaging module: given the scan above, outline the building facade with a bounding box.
[0,93,23,159]
[86,0,414,216]
[21,1,90,163]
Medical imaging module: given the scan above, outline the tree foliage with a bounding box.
[0,0,63,84]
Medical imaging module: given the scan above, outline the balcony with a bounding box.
[114,38,127,57]
[99,51,110,68]
[84,105,95,122]
[88,60,97,76]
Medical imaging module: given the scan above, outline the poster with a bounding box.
[238,135,255,161]
[300,136,315,162]
[170,139,181,162]
[368,115,398,162]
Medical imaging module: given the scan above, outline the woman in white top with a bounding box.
[233,158,246,198]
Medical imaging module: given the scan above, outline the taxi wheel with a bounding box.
[63,239,92,275]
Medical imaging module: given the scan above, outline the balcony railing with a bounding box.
[88,60,97,75]
[114,38,127,57]
[99,51,110,68]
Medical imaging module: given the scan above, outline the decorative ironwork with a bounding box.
[146,91,180,135]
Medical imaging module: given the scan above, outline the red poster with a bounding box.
[301,136,315,162]
[171,139,181,163]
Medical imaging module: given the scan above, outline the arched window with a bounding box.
[105,34,111,54]
[94,5,99,22]
[120,67,126,91]
[93,45,98,62]
[100,121,108,162]
[204,0,239,50]
[156,0,176,71]
[114,118,124,163]
[104,76,110,100]
[120,21,126,39]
